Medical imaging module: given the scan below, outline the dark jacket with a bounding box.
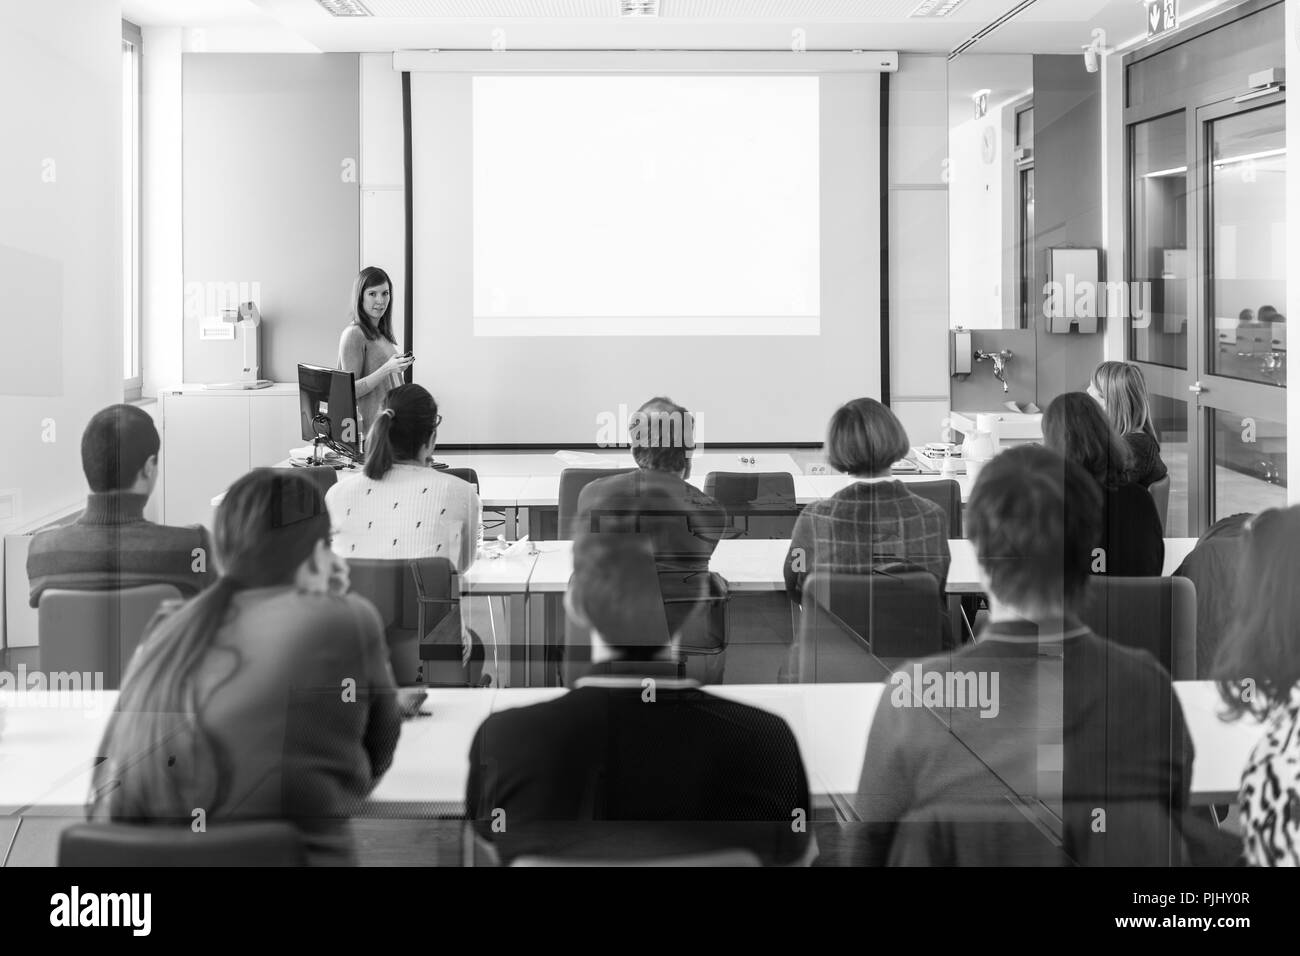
[576,469,728,568]
[465,663,813,865]
[1098,481,1165,577]
[1124,432,1168,489]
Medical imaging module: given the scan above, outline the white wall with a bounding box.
[0,1,123,644]
[889,54,950,447]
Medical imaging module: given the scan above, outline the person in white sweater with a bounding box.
[326,384,480,570]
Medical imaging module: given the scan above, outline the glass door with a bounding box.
[1192,96,1287,526]
[1128,110,1194,535]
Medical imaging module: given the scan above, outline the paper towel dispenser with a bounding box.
[203,302,273,390]
[1045,247,1101,334]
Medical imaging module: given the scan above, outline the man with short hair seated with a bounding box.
[28,404,214,606]
[465,530,814,866]
[853,445,1193,866]
[577,396,729,676]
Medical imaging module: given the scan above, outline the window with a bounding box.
[123,22,142,399]
[1014,105,1034,328]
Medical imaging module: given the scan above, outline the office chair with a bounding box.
[38,585,182,689]
[293,465,340,497]
[409,557,483,686]
[702,471,800,539]
[445,467,479,493]
[58,821,305,867]
[1149,474,1171,531]
[887,802,1075,867]
[512,849,762,867]
[902,478,962,537]
[791,570,943,682]
[556,467,635,539]
[1078,576,1196,680]
[345,559,424,685]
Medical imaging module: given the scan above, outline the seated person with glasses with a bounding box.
[326,384,479,570]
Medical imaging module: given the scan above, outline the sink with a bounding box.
[951,410,1043,443]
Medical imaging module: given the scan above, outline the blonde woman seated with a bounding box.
[1088,361,1168,489]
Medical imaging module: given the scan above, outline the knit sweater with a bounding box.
[337,323,401,435]
[27,492,215,608]
[325,463,481,570]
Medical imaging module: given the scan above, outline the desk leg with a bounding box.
[522,589,531,688]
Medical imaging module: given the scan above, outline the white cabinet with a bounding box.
[159,385,300,529]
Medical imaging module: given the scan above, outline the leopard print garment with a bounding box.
[1239,684,1300,866]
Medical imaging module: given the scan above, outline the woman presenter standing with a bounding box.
[337,266,413,438]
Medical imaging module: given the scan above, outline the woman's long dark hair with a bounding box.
[350,266,395,345]
[89,470,331,822]
[364,384,438,481]
[1214,507,1300,720]
[1043,392,1134,489]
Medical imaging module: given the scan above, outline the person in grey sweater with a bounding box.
[28,404,213,606]
[90,470,406,866]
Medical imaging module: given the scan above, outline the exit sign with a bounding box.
[1146,0,1178,39]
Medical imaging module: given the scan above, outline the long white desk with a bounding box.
[516,538,1200,595]
[0,682,1260,819]
[211,455,972,529]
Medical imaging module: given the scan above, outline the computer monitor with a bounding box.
[297,363,362,461]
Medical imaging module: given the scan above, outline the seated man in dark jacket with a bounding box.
[465,531,814,866]
[854,446,1193,866]
[577,397,730,676]
[28,404,214,606]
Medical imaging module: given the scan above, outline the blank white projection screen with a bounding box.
[410,70,881,445]
[473,76,821,336]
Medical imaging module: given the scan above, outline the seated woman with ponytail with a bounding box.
[90,470,404,866]
[325,384,480,571]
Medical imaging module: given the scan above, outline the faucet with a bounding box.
[974,349,1013,392]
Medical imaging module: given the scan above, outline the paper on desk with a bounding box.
[501,536,533,558]
[554,450,619,467]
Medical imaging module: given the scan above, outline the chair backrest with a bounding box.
[901,478,962,538]
[445,467,480,493]
[294,466,340,496]
[38,585,182,689]
[512,849,761,867]
[58,821,305,867]
[796,570,942,682]
[345,558,422,684]
[558,467,635,539]
[702,471,800,539]
[1149,474,1171,530]
[887,802,1074,867]
[1078,575,1197,680]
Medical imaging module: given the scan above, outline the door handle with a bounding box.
[1189,381,1206,394]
